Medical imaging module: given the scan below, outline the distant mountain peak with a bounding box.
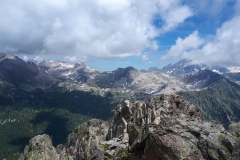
[162,59,234,76]
[74,62,86,68]
[0,52,18,61]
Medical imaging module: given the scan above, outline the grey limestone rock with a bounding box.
[18,134,73,160]
[111,94,240,160]
[228,122,240,137]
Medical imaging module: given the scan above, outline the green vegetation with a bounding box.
[178,79,240,128]
[116,150,129,158]
[28,144,33,152]
[81,127,90,140]
[99,143,109,151]
[84,151,88,160]
[128,126,139,146]
[0,105,90,160]
[0,88,120,160]
[218,134,225,142]
[74,127,79,133]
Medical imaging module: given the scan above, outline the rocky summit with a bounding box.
[19,94,240,160]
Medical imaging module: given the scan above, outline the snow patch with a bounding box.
[194,68,199,72]
[162,74,170,78]
[227,67,240,73]
[212,69,222,74]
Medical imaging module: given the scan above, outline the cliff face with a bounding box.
[19,94,240,160]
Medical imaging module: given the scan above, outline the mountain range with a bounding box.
[1,52,240,159]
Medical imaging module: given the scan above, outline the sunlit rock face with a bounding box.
[19,94,240,160]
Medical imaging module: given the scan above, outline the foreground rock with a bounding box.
[19,94,240,160]
[19,119,109,160]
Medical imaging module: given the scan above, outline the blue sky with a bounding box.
[1,0,240,71]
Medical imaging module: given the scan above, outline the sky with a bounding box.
[0,0,240,71]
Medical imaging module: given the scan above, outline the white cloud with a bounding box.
[142,55,149,61]
[164,16,240,66]
[23,55,28,61]
[151,41,159,51]
[158,0,193,32]
[0,0,193,61]
[64,55,88,62]
[34,56,43,62]
[162,31,204,59]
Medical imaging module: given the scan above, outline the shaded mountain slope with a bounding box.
[0,53,55,90]
[38,60,97,83]
[224,72,240,85]
[94,67,139,88]
[162,59,229,76]
[179,71,240,127]
[182,70,225,89]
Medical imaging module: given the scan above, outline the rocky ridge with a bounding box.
[161,59,230,76]
[39,60,97,84]
[19,94,240,160]
[0,52,55,90]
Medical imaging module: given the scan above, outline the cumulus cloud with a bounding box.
[0,0,193,62]
[151,41,159,51]
[34,56,43,62]
[142,55,149,61]
[157,0,193,33]
[163,16,240,66]
[64,55,88,62]
[162,31,204,59]
[23,55,28,61]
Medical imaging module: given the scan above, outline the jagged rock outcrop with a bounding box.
[19,94,240,160]
[227,123,240,159]
[19,119,109,160]
[18,134,71,160]
[66,119,110,160]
